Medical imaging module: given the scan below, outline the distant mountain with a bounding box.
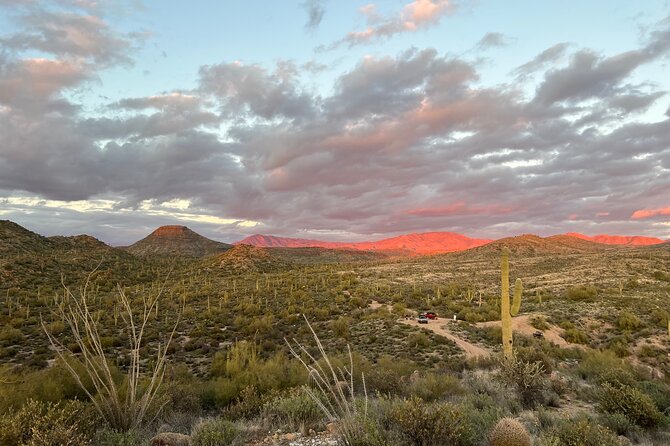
[565,233,665,246]
[236,234,344,249]
[236,232,492,255]
[126,225,231,258]
[464,234,607,257]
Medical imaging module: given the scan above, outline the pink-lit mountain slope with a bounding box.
[236,232,492,255]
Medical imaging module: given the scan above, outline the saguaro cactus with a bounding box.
[501,247,523,359]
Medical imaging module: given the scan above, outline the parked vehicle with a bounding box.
[417,314,429,324]
[425,311,438,320]
[533,330,544,338]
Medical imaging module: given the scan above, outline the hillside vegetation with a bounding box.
[1,221,670,445]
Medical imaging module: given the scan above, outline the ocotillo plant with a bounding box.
[501,247,523,359]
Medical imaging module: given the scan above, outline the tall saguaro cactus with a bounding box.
[501,247,523,359]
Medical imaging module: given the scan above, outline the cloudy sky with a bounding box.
[1,0,670,245]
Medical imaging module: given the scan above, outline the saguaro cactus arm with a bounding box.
[511,279,523,316]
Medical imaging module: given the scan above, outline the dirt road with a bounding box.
[399,318,491,359]
[369,301,491,358]
[477,313,570,347]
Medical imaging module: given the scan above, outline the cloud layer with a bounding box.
[1,2,670,244]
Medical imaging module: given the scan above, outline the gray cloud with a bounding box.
[302,0,326,31]
[1,5,670,244]
[513,43,570,78]
[476,32,509,50]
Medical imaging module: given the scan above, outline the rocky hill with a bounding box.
[565,232,665,246]
[126,225,231,258]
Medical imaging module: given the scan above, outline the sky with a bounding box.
[1,0,670,246]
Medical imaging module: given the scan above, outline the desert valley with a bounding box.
[1,220,670,445]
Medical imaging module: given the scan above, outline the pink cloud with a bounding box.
[407,202,514,217]
[403,0,452,26]
[335,0,454,47]
[631,206,670,219]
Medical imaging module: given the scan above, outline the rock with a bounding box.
[409,370,420,383]
[150,432,191,446]
[285,433,297,441]
[326,422,337,434]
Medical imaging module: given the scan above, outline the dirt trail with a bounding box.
[399,318,491,359]
[477,313,570,347]
[370,300,490,358]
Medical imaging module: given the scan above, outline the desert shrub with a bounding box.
[207,343,306,408]
[191,418,240,446]
[331,317,351,339]
[637,380,670,414]
[606,337,630,357]
[650,308,670,327]
[457,398,505,445]
[407,332,429,348]
[597,381,663,428]
[563,328,588,344]
[0,399,99,446]
[577,351,633,382]
[461,372,522,414]
[365,356,416,396]
[530,316,550,331]
[543,415,624,446]
[565,285,597,301]
[616,311,642,331]
[262,388,324,432]
[406,372,463,402]
[488,417,531,446]
[385,397,469,446]
[341,412,395,446]
[599,412,636,436]
[497,352,550,408]
[93,428,144,446]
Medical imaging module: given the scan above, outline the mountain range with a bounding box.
[2,220,668,261]
[236,231,667,255]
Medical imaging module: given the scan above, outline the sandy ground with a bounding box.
[477,313,570,347]
[399,318,491,359]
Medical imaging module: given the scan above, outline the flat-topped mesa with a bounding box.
[151,225,192,237]
[127,225,232,258]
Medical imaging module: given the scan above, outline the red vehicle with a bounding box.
[425,312,438,320]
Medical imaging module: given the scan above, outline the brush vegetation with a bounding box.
[1,221,670,444]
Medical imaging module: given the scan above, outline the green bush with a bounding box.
[406,372,463,402]
[544,415,624,446]
[94,429,143,446]
[191,418,240,446]
[407,332,430,348]
[615,311,642,331]
[599,412,635,436]
[577,351,632,382]
[262,388,324,431]
[530,316,550,331]
[385,397,469,446]
[497,352,549,408]
[563,328,588,344]
[565,286,597,301]
[0,399,99,446]
[597,382,663,428]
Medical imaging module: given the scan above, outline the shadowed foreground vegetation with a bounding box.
[1,222,670,444]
